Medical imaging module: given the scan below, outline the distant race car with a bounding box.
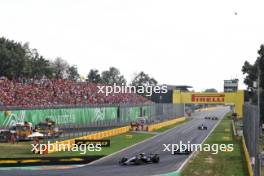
[204,116,211,120]
[173,147,192,155]
[119,153,160,165]
[198,124,207,130]
[211,116,218,120]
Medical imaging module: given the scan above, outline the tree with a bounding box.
[258,45,264,88]
[0,37,55,79]
[87,69,101,83]
[24,48,54,79]
[0,37,82,80]
[131,71,157,87]
[242,44,264,122]
[131,71,158,97]
[242,45,264,89]
[51,57,69,79]
[0,37,27,79]
[242,45,264,91]
[101,67,126,85]
[204,88,218,92]
[242,61,258,90]
[66,65,80,80]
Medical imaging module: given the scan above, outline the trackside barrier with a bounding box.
[147,117,186,132]
[0,156,104,167]
[48,126,130,153]
[231,120,237,136]
[231,118,253,176]
[242,136,254,176]
[48,117,186,153]
[231,119,241,141]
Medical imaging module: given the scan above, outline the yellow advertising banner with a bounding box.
[173,90,244,118]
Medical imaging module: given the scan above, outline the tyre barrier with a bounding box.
[0,156,105,167]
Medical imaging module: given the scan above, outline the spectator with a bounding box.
[0,79,152,108]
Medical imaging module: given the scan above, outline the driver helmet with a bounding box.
[139,153,145,157]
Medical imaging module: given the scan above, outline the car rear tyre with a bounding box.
[152,156,160,163]
[119,157,128,165]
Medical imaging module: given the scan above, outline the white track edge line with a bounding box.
[176,110,229,173]
[87,118,187,166]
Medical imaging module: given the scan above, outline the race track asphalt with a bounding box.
[0,107,230,176]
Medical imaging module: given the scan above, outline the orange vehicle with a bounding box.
[9,122,33,140]
[130,117,147,131]
[35,118,62,137]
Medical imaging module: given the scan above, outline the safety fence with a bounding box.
[0,103,184,142]
[0,103,184,128]
[227,115,253,176]
[243,103,260,176]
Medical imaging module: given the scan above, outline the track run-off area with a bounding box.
[0,107,230,176]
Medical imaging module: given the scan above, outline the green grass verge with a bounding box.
[0,132,154,158]
[47,132,154,157]
[181,113,247,176]
[0,141,33,158]
[0,119,188,158]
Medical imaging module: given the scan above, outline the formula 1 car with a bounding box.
[198,124,207,130]
[211,116,219,120]
[204,116,211,120]
[119,153,160,165]
[173,147,192,155]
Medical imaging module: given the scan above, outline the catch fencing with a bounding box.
[243,103,260,176]
[0,103,184,142]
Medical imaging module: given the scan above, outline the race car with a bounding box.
[198,124,207,130]
[173,147,192,155]
[204,116,211,120]
[211,116,218,120]
[119,153,160,165]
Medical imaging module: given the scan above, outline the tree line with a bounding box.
[0,37,79,80]
[0,37,157,89]
[242,44,264,122]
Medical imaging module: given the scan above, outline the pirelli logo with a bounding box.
[191,94,225,102]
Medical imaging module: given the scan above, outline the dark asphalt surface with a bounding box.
[0,107,229,176]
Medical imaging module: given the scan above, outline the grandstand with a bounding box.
[0,79,152,109]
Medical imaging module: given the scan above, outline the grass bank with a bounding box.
[181,113,247,176]
[0,132,154,158]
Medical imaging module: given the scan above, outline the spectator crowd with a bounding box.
[0,79,152,109]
